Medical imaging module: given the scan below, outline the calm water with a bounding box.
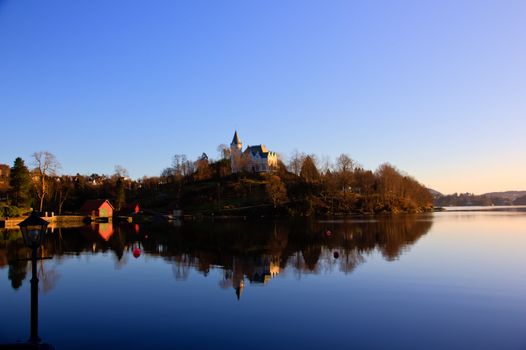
[1,211,526,349]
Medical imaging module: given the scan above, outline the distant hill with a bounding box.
[433,190,526,207]
[483,191,526,201]
[513,195,526,205]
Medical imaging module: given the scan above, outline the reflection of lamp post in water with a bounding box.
[18,212,49,346]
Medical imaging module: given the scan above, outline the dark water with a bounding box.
[1,212,526,349]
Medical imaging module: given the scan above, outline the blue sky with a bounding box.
[1,0,525,194]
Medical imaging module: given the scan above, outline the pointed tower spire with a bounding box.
[231,131,242,146]
[235,280,244,300]
[230,131,243,174]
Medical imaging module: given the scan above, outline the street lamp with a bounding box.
[19,212,49,249]
[18,212,49,345]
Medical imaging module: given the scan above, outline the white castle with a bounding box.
[230,131,278,173]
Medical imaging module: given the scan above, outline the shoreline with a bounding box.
[0,215,87,229]
[3,205,524,229]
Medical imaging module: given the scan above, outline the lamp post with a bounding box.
[18,212,49,345]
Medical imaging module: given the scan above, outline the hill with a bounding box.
[513,195,526,205]
[433,190,526,207]
[136,166,434,216]
[483,191,526,201]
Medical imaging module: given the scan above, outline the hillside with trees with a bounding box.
[0,150,433,218]
[140,151,433,216]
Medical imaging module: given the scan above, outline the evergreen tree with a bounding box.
[300,156,320,183]
[9,157,32,207]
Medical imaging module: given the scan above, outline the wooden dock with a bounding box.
[1,215,87,229]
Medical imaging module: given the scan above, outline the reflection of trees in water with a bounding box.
[40,265,60,294]
[8,260,28,289]
[338,249,365,274]
[288,247,364,277]
[1,229,30,289]
[160,216,433,289]
[172,254,193,281]
[275,216,433,276]
[1,229,61,292]
[1,216,432,293]
[302,245,322,271]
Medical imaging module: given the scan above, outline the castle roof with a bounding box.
[245,145,273,158]
[231,131,242,145]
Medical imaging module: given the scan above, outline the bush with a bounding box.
[0,204,24,218]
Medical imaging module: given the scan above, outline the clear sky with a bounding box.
[1,0,525,194]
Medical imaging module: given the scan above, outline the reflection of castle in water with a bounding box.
[221,255,281,299]
[1,215,433,298]
[252,256,281,284]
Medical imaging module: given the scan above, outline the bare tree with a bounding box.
[114,165,129,179]
[172,154,194,177]
[217,144,231,160]
[336,154,355,173]
[265,174,288,208]
[376,163,403,202]
[53,176,74,215]
[335,154,356,193]
[319,155,333,175]
[172,154,186,176]
[288,150,306,176]
[32,151,61,212]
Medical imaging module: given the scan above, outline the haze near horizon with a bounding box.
[1,0,525,194]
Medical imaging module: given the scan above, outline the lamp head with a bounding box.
[18,212,49,249]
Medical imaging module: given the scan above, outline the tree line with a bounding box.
[434,192,524,206]
[0,147,433,217]
[0,152,131,217]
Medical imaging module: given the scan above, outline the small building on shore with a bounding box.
[80,199,114,218]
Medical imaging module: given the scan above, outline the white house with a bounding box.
[230,131,278,173]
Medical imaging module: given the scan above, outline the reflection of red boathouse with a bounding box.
[95,223,114,241]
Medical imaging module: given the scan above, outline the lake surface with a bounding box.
[1,211,526,349]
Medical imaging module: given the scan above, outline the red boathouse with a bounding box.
[80,199,114,218]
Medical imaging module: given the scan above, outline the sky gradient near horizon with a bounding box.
[1,0,525,194]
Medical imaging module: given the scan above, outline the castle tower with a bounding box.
[235,279,244,300]
[230,131,243,173]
